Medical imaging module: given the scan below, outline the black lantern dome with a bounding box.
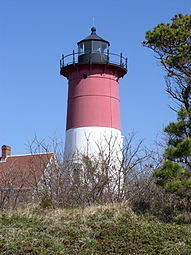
[77,27,110,64]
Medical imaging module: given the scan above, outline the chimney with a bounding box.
[1,145,11,160]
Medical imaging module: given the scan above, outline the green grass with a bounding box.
[0,203,191,255]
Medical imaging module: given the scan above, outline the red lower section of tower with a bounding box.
[66,65,121,130]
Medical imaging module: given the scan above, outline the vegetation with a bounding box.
[153,107,191,200]
[142,14,191,110]
[0,203,191,255]
[143,14,191,200]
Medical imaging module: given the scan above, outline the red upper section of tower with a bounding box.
[65,65,122,130]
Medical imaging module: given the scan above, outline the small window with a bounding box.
[78,43,84,55]
[101,42,108,54]
[92,41,102,53]
[92,41,108,54]
[84,41,91,54]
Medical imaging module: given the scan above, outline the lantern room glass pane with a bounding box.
[101,42,108,53]
[92,41,108,53]
[78,41,109,56]
[78,43,84,55]
[92,41,101,52]
[84,41,91,54]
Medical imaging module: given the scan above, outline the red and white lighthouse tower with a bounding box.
[60,27,127,159]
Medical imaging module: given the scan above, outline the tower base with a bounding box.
[64,126,123,160]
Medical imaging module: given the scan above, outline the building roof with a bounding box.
[0,153,54,189]
[77,27,110,46]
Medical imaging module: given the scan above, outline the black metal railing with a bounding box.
[60,51,127,70]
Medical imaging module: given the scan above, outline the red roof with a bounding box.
[0,153,54,189]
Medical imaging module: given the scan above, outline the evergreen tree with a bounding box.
[153,107,191,199]
[142,14,191,110]
[143,14,191,198]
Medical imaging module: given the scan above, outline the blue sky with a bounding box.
[0,0,190,155]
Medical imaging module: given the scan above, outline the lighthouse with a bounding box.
[60,27,127,160]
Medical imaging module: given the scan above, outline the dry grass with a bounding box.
[0,203,191,255]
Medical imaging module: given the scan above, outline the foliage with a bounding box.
[142,14,191,109]
[153,108,191,199]
[0,203,191,255]
[0,134,157,209]
[39,194,55,209]
[143,14,191,199]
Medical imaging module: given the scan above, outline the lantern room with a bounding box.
[77,27,110,64]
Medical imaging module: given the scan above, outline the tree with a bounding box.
[142,14,191,110]
[153,107,191,199]
[143,14,191,200]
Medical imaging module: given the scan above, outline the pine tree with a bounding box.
[142,14,191,110]
[154,107,191,198]
[143,14,191,199]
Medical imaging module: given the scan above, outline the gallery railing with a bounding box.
[60,51,127,70]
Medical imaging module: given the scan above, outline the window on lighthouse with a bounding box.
[84,41,91,54]
[78,41,109,55]
[78,41,91,55]
[92,41,101,52]
[92,41,108,54]
[78,43,84,55]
